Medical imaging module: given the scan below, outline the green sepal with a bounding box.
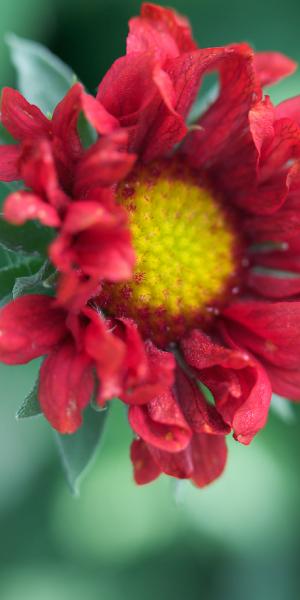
[13,259,56,299]
[0,243,43,301]
[16,378,41,419]
[54,403,110,496]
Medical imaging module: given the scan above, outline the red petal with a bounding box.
[184,44,260,169]
[0,295,66,364]
[4,190,60,226]
[127,3,196,61]
[84,309,127,402]
[74,132,136,195]
[39,339,94,433]
[50,202,135,283]
[128,386,192,452]
[149,443,194,479]
[52,83,83,161]
[1,87,50,140]
[223,300,300,370]
[175,366,230,435]
[0,145,21,181]
[275,96,300,124]
[121,341,175,405]
[247,270,300,299]
[266,364,300,401]
[82,92,119,135]
[190,434,227,488]
[130,439,161,484]
[181,329,271,444]
[254,52,297,87]
[19,139,68,210]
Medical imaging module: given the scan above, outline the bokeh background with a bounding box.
[1,1,300,599]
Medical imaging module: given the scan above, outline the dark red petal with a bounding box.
[4,190,60,226]
[128,387,192,452]
[130,439,161,484]
[1,87,51,141]
[39,339,94,434]
[254,52,297,87]
[190,434,227,488]
[223,300,300,369]
[0,145,21,181]
[0,295,66,364]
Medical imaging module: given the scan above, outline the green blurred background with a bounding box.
[1,1,300,599]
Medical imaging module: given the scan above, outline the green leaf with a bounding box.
[54,404,110,495]
[16,378,41,419]
[13,259,56,298]
[0,211,55,256]
[0,243,43,300]
[6,33,77,114]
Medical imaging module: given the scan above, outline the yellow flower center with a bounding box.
[101,162,240,346]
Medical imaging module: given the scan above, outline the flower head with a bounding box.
[0,3,299,488]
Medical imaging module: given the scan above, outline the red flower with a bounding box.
[0,3,299,489]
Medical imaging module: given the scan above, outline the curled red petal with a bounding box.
[39,339,94,434]
[0,295,66,364]
[0,145,21,181]
[128,386,192,452]
[4,190,60,226]
[1,87,51,141]
[254,52,297,87]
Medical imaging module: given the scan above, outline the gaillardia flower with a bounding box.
[0,3,300,488]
